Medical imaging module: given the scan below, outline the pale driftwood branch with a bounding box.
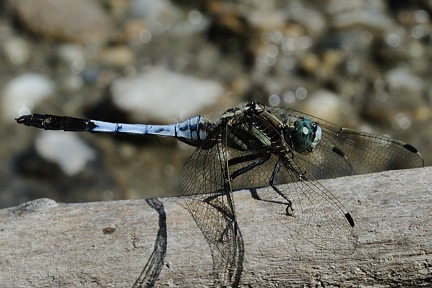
[1,167,431,287]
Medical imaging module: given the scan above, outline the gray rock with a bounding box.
[111,67,225,123]
[6,0,113,44]
[2,73,56,121]
[35,131,96,176]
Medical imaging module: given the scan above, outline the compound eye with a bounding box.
[293,117,322,153]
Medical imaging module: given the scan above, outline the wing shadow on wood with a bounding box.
[132,198,167,288]
[207,219,244,287]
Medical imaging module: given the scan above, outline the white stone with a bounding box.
[2,73,56,122]
[303,90,342,123]
[111,67,224,122]
[35,131,96,176]
[385,67,424,94]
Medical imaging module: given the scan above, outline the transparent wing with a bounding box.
[219,146,356,254]
[178,124,239,267]
[321,128,423,172]
[256,155,356,254]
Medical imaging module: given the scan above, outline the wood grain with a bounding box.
[1,167,431,287]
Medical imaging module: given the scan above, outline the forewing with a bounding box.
[324,128,424,173]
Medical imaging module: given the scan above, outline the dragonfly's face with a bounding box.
[292,116,322,153]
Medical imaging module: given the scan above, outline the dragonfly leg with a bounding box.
[202,192,237,244]
[269,159,294,216]
[201,153,271,243]
[228,152,271,180]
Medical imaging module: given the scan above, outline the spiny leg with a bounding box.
[228,152,271,181]
[203,152,271,205]
[202,152,271,243]
[232,155,299,216]
[269,158,296,216]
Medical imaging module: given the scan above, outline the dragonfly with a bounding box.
[16,102,424,285]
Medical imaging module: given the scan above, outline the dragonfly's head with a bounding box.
[293,116,322,153]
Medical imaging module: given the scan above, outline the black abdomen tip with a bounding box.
[15,115,32,125]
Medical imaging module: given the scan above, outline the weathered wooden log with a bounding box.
[1,167,431,287]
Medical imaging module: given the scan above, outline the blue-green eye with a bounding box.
[293,116,322,153]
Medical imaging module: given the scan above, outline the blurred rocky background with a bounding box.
[0,0,430,208]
